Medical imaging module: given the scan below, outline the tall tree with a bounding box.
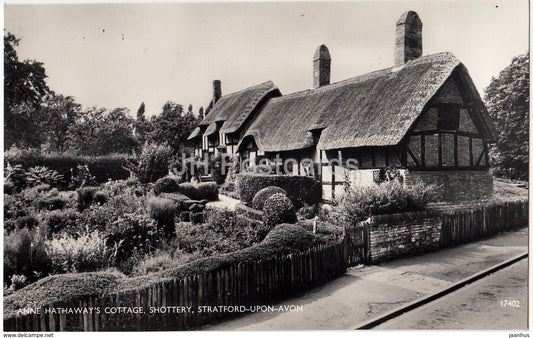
[484,52,529,179]
[4,32,49,148]
[41,94,81,152]
[149,101,199,152]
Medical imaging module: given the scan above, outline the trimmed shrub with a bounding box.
[152,176,180,196]
[262,193,297,230]
[93,191,109,205]
[77,187,97,211]
[235,203,264,222]
[147,197,176,238]
[177,182,218,201]
[237,174,321,207]
[3,272,123,318]
[252,186,287,211]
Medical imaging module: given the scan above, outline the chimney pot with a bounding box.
[395,11,423,66]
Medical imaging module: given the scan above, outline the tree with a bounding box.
[484,52,529,179]
[4,32,50,148]
[148,101,199,152]
[68,106,107,155]
[41,94,81,152]
[136,102,146,122]
[96,108,137,154]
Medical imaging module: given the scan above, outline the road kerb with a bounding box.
[352,252,529,330]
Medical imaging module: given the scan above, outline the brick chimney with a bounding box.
[313,44,331,88]
[395,11,422,66]
[212,80,222,105]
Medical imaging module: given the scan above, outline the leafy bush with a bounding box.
[8,274,28,292]
[262,193,297,230]
[177,182,218,201]
[252,186,287,211]
[37,195,68,211]
[152,176,180,196]
[147,197,176,238]
[93,191,109,205]
[4,194,28,223]
[4,229,51,286]
[174,209,267,257]
[77,187,97,211]
[46,232,112,274]
[41,209,80,238]
[333,179,436,227]
[297,203,320,220]
[237,174,321,207]
[130,249,204,276]
[69,164,97,189]
[124,142,173,184]
[25,166,64,188]
[4,163,27,192]
[14,215,40,231]
[104,212,158,269]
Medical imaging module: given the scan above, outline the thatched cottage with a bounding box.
[188,11,496,201]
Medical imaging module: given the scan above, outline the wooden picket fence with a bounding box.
[4,241,347,331]
[439,200,528,246]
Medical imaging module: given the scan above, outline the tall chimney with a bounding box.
[212,80,222,105]
[313,44,331,88]
[395,11,422,66]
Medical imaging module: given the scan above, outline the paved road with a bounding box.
[202,226,528,330]
[375,258,528,330]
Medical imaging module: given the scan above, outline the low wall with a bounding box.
[404,170,493,201]
[361,200,528,263]
[364,211,442,263]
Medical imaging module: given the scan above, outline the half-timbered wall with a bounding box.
[405,75,489,170]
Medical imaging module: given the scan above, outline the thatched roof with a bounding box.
[239,52,496,152]
[187,81,280,140]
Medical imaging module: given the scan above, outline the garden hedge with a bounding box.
[237,174,321,207]
[5,153,133,187]
[177,182,219,201]
[235,203,264,222]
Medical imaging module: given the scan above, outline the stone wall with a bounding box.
[364,212,442,263]
[404,170,493,201]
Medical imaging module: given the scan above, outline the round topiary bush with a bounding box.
[152,176,180,196]
[252,186,288,211]
[262,193,297,230]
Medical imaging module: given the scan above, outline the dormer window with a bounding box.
[437,104,460,131]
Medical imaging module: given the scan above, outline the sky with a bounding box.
[3,0,529,118]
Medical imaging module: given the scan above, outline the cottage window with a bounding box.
[437,105,460,131]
